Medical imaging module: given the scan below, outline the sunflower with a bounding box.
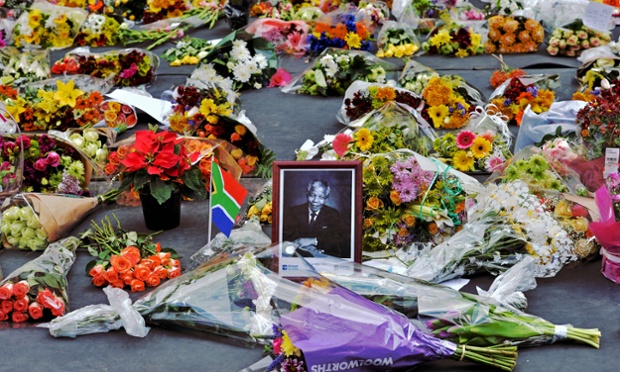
[470,137,492,159]
[355,127,374,151]
[453,151,475,172]
[427,105,449,128]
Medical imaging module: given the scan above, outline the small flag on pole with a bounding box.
[210,161,248,237]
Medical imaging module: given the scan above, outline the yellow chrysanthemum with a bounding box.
[429,30,452,47]
[422,76,452,106]
[470,137,492,159]
[455,49,469,58]
[345,32,362,49]
[453,150,475,171]
[427,105,449,128]
[281,330,301,357]
[355,127,374,151]
[375,87,396,102]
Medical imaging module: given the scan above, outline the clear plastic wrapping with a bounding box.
[375,20,421,58]
[0,47,51,86]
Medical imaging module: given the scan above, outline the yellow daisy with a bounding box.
[470,137,492,159]
[427,105,449,128]
[453,150,475,171]
[429,30,452,47]
[345,32,362,49]
[355,127,374,151]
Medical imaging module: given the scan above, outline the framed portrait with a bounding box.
[272,160,363,270]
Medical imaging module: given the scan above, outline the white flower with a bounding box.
[295,139,319,160]
[254,54,268,69]
[232,63,252,83]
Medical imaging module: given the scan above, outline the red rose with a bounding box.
[47,297,66,317]
[1,300,13,314]
[0,310,8,321]
[11,311,29,323]
[12,281,30,298]
[13,296,29,312]
[28,302,44,320]
[36,288,55,307]
[0,283,13,300]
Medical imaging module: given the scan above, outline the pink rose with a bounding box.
[45,152,61,167]
[33,158,47,171]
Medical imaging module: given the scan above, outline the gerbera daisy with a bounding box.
[484,153,505,172]
[427,105,449,128]
[471,137,492,159]
[456,130,476,149]
[453,151,475,172]
[332,132,352,157]
[355,127,374,151]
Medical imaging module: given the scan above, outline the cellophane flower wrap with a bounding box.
[0,236,80,323]
[398,59,438,95]
[405,180,580,283]
[418,74,485,130]
[421,16,486,58]
[305,9,375,56]
[0,47,51,87]
[74,13,122,47]
[51,48,159,87]
[488,74,558,126]
[375,20,420,58]
[282,48,395,96]
[485,15,544,54]
[48,248,518,371]
[589,175,620,283]
[201,30,278,91]
[309,254,601,348]
[0,9,16,47]
[393,0,456,33]
[162,36,216,66]
[0,75,111,132]
[574,46,620,94]
[246,18,310,57]
[546,19,611,57]
[100,0,146,22]
[10,2,88,50]
[337,80,424,125]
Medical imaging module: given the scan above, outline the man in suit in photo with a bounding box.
[282,178,349,258]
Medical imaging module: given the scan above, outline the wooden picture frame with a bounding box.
[272,160,363,264]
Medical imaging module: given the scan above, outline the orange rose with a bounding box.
[89,264,105,278]
[130,279,145,292]
[121,246,141,266]
[108,280,125,289]
[401,214,416,227]
[92,275,107,287]
[146,274,161,287]
[157,252,171,266]
[103,268,119,283]
[235,125,247,136]
[389,190,402,206]
[366,197,384,211]
[121,272,135,285]
[169,258,181,268]
[149,255,162,267]
[133,264,151,282]
[428,222,439,235]
[230,148,243,159]
[0,283,13,300]
[153,266,168,279]
[167,267,181,279]
[230,133,242,142]
[12,281,30,298]
[111,255,133,274]
[363,218,374,228]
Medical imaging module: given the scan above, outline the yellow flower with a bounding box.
[429,30,451,47]
[394,45,405,58]
[53,80,85,108]
[355,127,374,151]
[453,150,475,171]
[6,103,26,123]
[427,105,449,128]
[199,98,218,116]
[422,76,452,106]
[404,43,418,55]
[570,217,589,233]
[345,32,362,49]
[455,49,469,58]
[470,137,492,158]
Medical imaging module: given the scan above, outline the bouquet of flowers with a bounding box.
[162,36,215,65]
[1,192,118,250]
[104,128,209,206]
[488,75,557,126]
[0,48,51,87]
[245,18,309,57]
[404,180,580,282]
[0,8,16,47]
[47,249,518,372]
[375,20,420,58]
[575,52,620,94]
[355,0,390,28]
[394,0,456,33]
[61,128,112,172]
[0,77,107,132]
[100,100,138,131]
[0,133,92,196]
[281,48,394,96]
[143,0,191,24]
[250,1,324,21]
[419,74,485,129]
[547,20,611,57]
[51,48,159,87]
[0,237,80,323]
[100,0,146,22]
[306,9,374,55]
[74,13,121,47]
[312,254,601,348]
[398,59,438,95]
[489,54,526,88]
[202,30,278,91]
[118,17,192,51]
[576,82,620,161]
[485,15,544,54]
[81,215,182,292]
[245,180,272,224]
[11,2,88,49]
[431,129,512,173]
[421,17,486,58]
[337,81,424,124]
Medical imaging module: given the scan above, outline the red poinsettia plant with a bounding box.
[113,128,209,205]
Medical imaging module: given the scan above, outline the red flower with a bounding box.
[332,133,352,157]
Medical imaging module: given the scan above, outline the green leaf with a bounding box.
[182,167,208,200]
[150,178,174,205]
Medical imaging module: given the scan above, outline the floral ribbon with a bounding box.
[468,104,512,147]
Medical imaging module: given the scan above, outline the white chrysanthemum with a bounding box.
[232,63,252,83]
[253,54,268,69]
[335,55,350,64]
[231,40,251,61]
